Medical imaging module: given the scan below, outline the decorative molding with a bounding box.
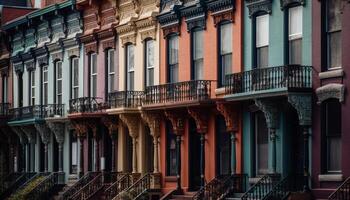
[164,110,186,135]
[119,113,140,138]
[85,41,98,54]
[182,4,206,32]
[13,62,24,74]
[66,11,83,39]
[187,107,208,134]
[280,0,305,10]
[51,51,64,62]
[162,24,180,38]
[207,0,235,14]
[37,55,49,66]
[35,124,51,144]
[120,32,137,46]
[316,83,345,104]
[24,59,36,71]
[101,116,118,136]
[101,38,116,50]
[216,102,240,132]
[141,112,161,137]
[245,0,272,17]
[212,10,234,26]
[288,93,312,126]
[47,122,65,143]
[67,47,80,58]
[51,15,66,43]
[37,20,51,48]
[71,121,89,138]
[319,69,344,80]
[20,126,37,144]
[255,98,280,129]
[185,15,206,32]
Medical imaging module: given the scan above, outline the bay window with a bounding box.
[145,40,155,86]
[219,23,232,87]
[256,15,269,68]
[168,36,179,83]
[288,6,303,65]
[126,45,135,90]
[192,30,204,80]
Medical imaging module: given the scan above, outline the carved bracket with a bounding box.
[85,41,98,54]
[162,24,180,38]
[187,107,208,134]
[164,110,186,135]
[141,112,161,137]
[20,126,37,144]
[255,99,280,129]
[216,102,240,132]
[316,83,345,104]
[119,114,140,138]
[11,127,28,145]
[47,121,65,144]
[34,124,51,144]
[71,121,89,138]
[246,0,272,17]
[67,47,80,58]
[120,32,137,47]
[52,51,64,62]
[101,116,118,137]
[288,94,312,126]
[102,38,116,50]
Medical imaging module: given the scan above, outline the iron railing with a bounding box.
[218,174,248,200]
[70,173,104,199]
[60,171,100,200]
[69,97,108,113]
[0,172,36,199]
[10,104,65,121]
[262,174,305,200]
[329,177,350,200]
[115,173,152,200]
[108,91,144,108]
[241,174,281,200]
[225,65,312,95]
[25,172,65,200]
[144,80,214,105]
[104,173,132,200]
[0,103,11,116]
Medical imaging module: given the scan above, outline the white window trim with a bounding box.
[256,14,269,48]
[288,6,303,41]
[146,40,154,86]
[127,45,135,90]
[30,70,35,106]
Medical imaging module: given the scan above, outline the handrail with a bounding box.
[108,91,144,108]
[225,65,312,95]
[70,173,103,199]
[241,174,281,200]
[25,172,65,200]
[104,173,132,200]
[218,174,248,200]
[144,80,214,105]
[115,173,151,200]
[192,174,230,200]
[262,174,304,200]
[11,172,39,194]
[69,97,108,113]
[60,171,100,200]
[0,172,35,199]
[329,176,350,200]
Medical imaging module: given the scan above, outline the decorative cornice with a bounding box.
[207,0,235,14]
[101,38,116,50]
[140,27,157,41]
[280,0,305,10]
[162,24,180,37]
[85,41,98,54]
[316,83,345,104]
[245,0,272,17]
[116,23,137,35]
[51,15,66,43]
[67,46,80,58]
[24,59,36,71]
[66,11,83,39]
[119,113,140,138]
[37,20,51,48]
[13,61,24,74]
[212,9,234,26]
[120,32,137,46]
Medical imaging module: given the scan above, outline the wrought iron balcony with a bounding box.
[108,91,144,109]
[10,104,65,121]
[0,103,11,116]
[69,97,108,114]
[225,65,312,97]
[143,80,214,107]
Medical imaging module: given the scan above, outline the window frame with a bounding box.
[145,39,155,87]
[42,65,48,105]
[254,14,269,69]
[287,5,303,65]
[107,49,115,93]
[90,53,97,97]
[55,61,63,104]
[71,57,79,100]
[218,21,233,87]
[29,70,35,106]
[126,44,135,91]
[191,28,204,80]
[167,34,179,83]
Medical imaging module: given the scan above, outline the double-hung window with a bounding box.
[90,53,97,97]
[107,49,115,93]
[2,75,8,103]
[256,15,269,68]
[289,6,303,64]
[168,36,179,83]
[326,0,342,69]
[30,70,35,106]
[126,45,135,90]
[42,66,48,105]
[146,40,155,86]
[323,99,342,173]
[193,30,204,80]
[55,61,62,104]
[71,57,79,99]
[219,23,232,87]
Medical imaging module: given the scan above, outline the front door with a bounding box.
[188,118,201,191]
[216,116,230,175]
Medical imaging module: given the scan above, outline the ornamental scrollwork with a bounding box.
[288,93,312,126]
[255,98,280,129]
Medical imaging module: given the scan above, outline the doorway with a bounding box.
[188,118,201,191]
[216,115,231,175]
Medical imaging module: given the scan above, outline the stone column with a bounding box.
[303,126,310,190]
[132,137,137,173]
[153,137,159,173]
[176,135,181,190]
[269,128,277,174]
[35,124,51,172]
[230,132,237,175]
[47,121,65,172]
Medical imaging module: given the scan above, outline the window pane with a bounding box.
[256,15,269,48]
[328,0,342,32]
[73,60,79,86]
[328,31,342,69]
[109,74,114,92]
[147,68,154,86]
[92,76,97,97]
[328,137,342,172]
[147,40,154,68]
[169,36,178,65]
[128,72,134,90]
[289,38,302,65]
[193,30,204,59]
[44,84,48,105]
[170,64,178,83]
[109,49,115,73]
[326,99,341,136]
[127,45,134,71]
[57,62,62,79]
[289,6,303,39]
[57,80,62,94]
[257,46,269,68]
[194,59,203,80]
[220,23,232,54]
[91,54,97,74]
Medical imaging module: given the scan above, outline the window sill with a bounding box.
[318,174,343,182]
[164,176,177,182]
[319,68,344,80]
[215,87,226,95]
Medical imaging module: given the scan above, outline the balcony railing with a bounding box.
[0,103,11,116]
[144,80,214,106]
[10,104,65,121]
[225,65,312,95]
[108,91,144,109]
[69,97,108,114]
